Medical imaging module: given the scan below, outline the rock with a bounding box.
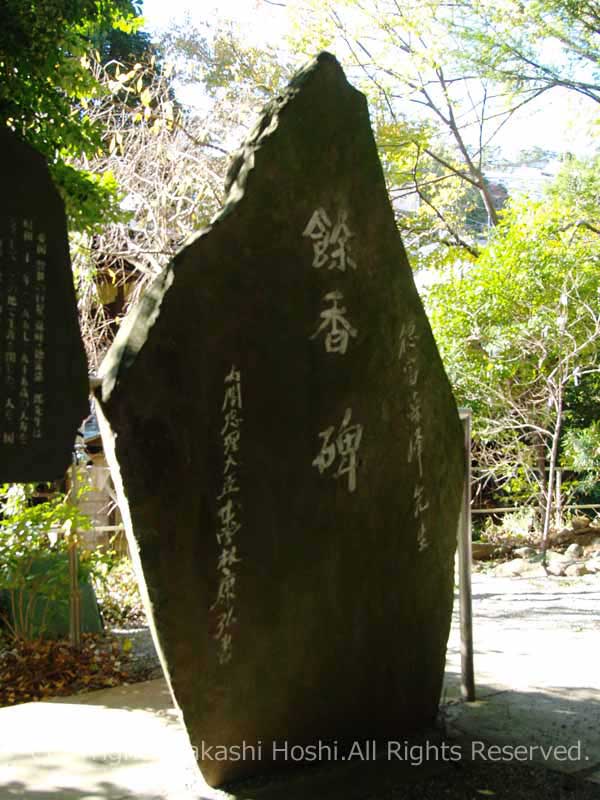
[572,516,591,530]
[565,563,589,577]
[584,559,600,574]
[569,530,600,547]
[546,549,568,560]
[565,543,584,558]
[493,557,546,578]
[521,563,548,578]
[544,550,574,576]
[472,541,498,561]
[559,530,600,548]
[548,528,575,546]
[494,559,527,577]
[95,54,464,787]
[0,128,89,482]
[514,546,536,559]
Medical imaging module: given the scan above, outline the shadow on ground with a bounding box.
[221,740,600,800]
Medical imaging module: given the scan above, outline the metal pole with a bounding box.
[458,408,475,701]
[68,451,81,650]
[555,469,563,529]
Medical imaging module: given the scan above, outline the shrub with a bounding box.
[480,508,540,549]
[0,484,93,641]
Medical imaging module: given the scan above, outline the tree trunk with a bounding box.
[535,436,547,536]
[477,178,499,228]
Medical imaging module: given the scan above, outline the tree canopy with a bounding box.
[283,0,599,269]
[453,0,600,105]
[4,1,599,525]
[0,0,144,230]
[426,155,600,522]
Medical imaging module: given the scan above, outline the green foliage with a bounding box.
[0,484,92,641]
[53,163,123,233]
[283,0,600,273]
[72,20,296,368]
[563,421,600,471]
[377,119,485,269]
[159,18,291,107]
[0,0,143,230]
[91,19,154,67]
[426,156,600,505]
[548,155,600,219]
[284,0,507,267]
[562,368,600,489]
[453,0,600,104]
[480,508,539,548]
[429,179,599,401]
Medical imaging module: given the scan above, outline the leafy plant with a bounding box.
[426,158,600,543]
[0,0,143,230]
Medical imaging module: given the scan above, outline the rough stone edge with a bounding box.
[1,126,90,480]
[220,51,343,207]
[1,127,67,213]
[97,51,347,403]
[93,396,178,707]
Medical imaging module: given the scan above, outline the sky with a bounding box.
[140,0,288,46]
[138,0,597,160]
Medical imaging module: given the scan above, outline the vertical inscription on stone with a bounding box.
[310,290,357,354]
[312,407,363,493]
[0,218,47,447]
[303,207,356,272]
[212,365,243,665]
[399,321,429,551]
[306,206,364,491]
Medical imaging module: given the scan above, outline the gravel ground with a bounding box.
[110,573,600,799]
[379,761,600,800]
[220,735,600,800]
[110,625,164,680]
[445,571,600,695]
[115,571,600,686]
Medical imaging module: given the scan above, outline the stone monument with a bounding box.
[95,53,464,787]
[0,129,89,482]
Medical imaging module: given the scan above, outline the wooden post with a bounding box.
[68,451,81,650]
[458,408,475,701]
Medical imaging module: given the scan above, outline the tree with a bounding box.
[159,16,290,109]
[426,157,600,542]
[284,0,521,268]
[0,0,143,230]
[453,0,600,107]
[71,21,292,368]
[282,0,600,271]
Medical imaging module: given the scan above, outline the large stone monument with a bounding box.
[95,53,464,787]
[0,129,89,482]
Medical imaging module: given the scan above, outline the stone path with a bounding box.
[443,572,600,780]
[0,572,598,798]
[111,626,163,680]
